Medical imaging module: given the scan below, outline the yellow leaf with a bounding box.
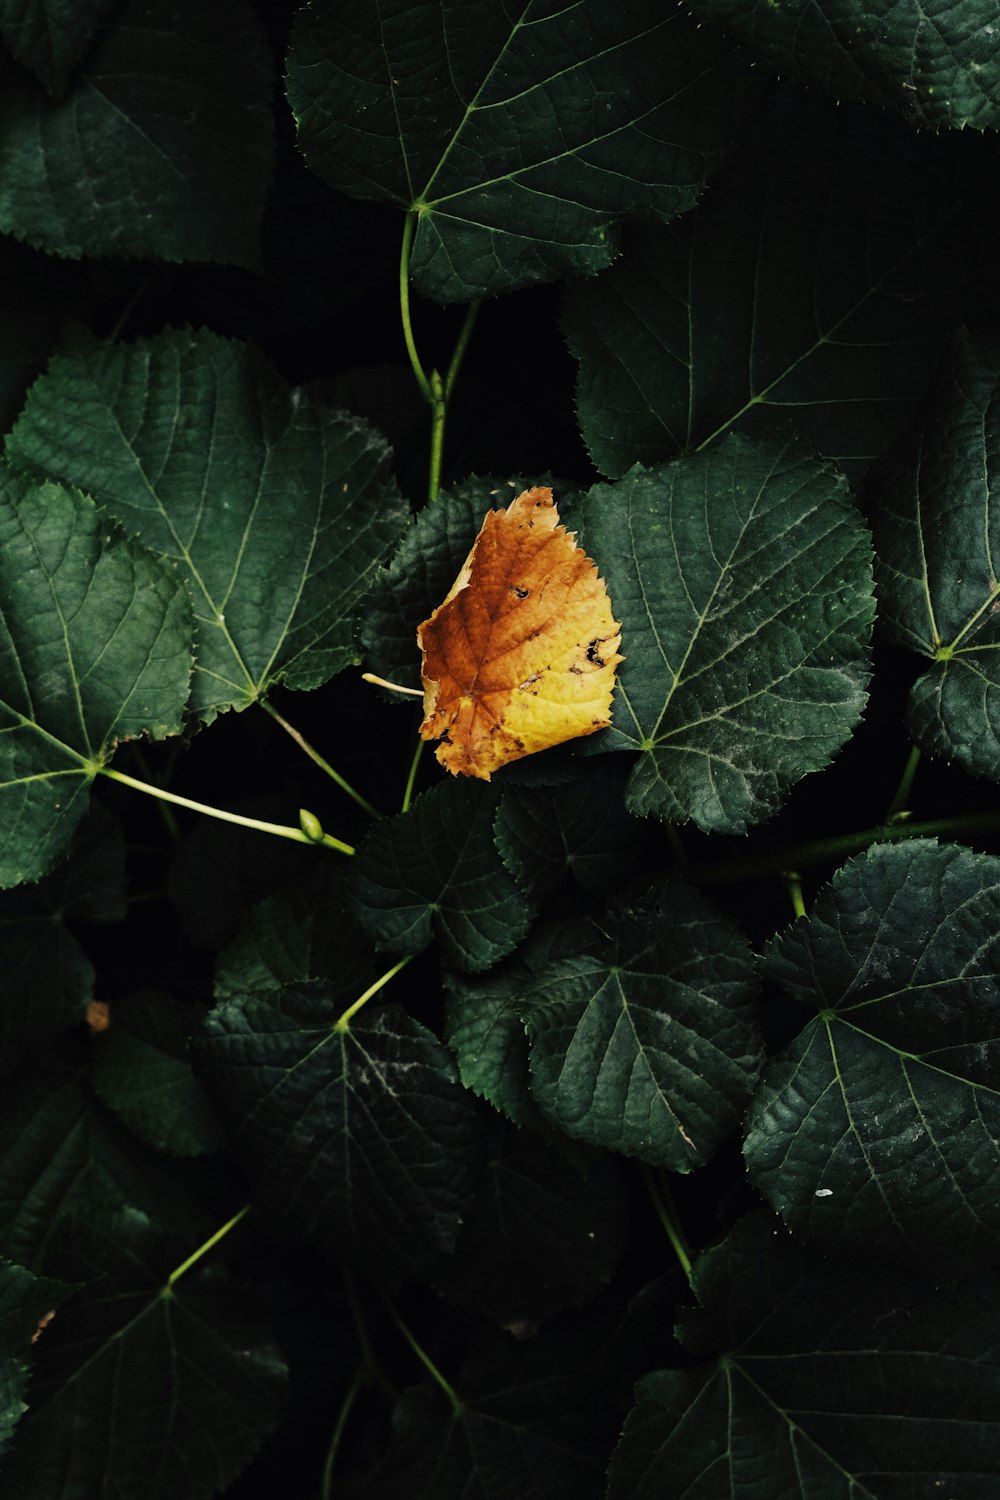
[417,486,622,779]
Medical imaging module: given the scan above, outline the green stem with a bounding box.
[639,1164,692,1282]
[685,810,1000,887]
[399,215,480,503]
[402,737,424,813]
[399,213,432,403]
[99,767,355,855]
[165,1204,250,1289]
[782,869,807,919]
[444,300,480,400]
[342,1267,396,1401]
[427,368,447,502]
[381,1294,464,1416]
[885,744,922,822]
[321,1370,363,1500]
[260,699,382,819]
[335,955,413,1031]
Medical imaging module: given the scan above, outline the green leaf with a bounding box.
[495,768,651,900]
[436,1121,628,1326]
[580,439,874,832]
[687,0,1000,131]
[0,0,119,96]
[91,991,226,1157]
[2,1209,287,1500]
[360,1327,616,1499]
[520,881,761,1169]
[214,868,376,999]
[0,806,125,1067]
[0,1061,223,1269]
[287,0,757,302]
[197,986,484,1279]
[0,0,273,262]
[745,840,1000,1266]
[0,237,84,433]
[350,781,536,973]
[0,1258,74,1456]
[870,330,1000,780]
[0,469,192,889]
[563,90,1000,484]
[9,327,408,722]
[444,961,542,1131]
[608,1211,1000,1497]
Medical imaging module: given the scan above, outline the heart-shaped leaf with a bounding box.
[287,0,757,301]
[746,840,1000,1265]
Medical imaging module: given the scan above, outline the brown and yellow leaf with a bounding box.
[417,486,622,779]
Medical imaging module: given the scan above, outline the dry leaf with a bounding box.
[86,999,111,1033]
[417,486,622,779]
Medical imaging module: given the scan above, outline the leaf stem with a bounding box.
[342,1267,397,1401]
[444,299,480,401]
[402,737,424,812]
[685,809,1000,886]
[260,699,382,818]
[399,212,432,403]
[321,1369,363,1500]
[782,869,807,919]
[335,955,413,1031]
[885,744,922,822]
[98,767,355,855]
[639,1164,692,1282]
[165,1204,250,1289]
[399,215,480,502]
[380,1293,464,1416]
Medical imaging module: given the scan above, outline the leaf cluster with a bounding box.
[2,1,1000,1495]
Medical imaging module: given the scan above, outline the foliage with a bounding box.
[1,1,1000,1494]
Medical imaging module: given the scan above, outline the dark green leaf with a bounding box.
[0,1061,223,1269]
[0,805,124,1068]
[608,1211,1000,1497]
[91,991,226,1156]
[687,0,1000,130]
[581,439,874,832]
[0,0,119,95]
[287,0,757,302]
[360,1326,616,1499]
[443,961,541,1131]
[521,881,761,1169]
[0,1258,74,1456]
[495,768,651,899]
[350,781,536,972]
[0,469,192,888]
[0,237,85,432]
[9,327,408,722]
[2,1208,287,1500]
[563,90,1000,484]
[870,330,1000,780]
[436,1121,628,1326]
[214,867,376,999]
[746,840,1000,1265]
[198,987,484,1279]
[0,0,273,262]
